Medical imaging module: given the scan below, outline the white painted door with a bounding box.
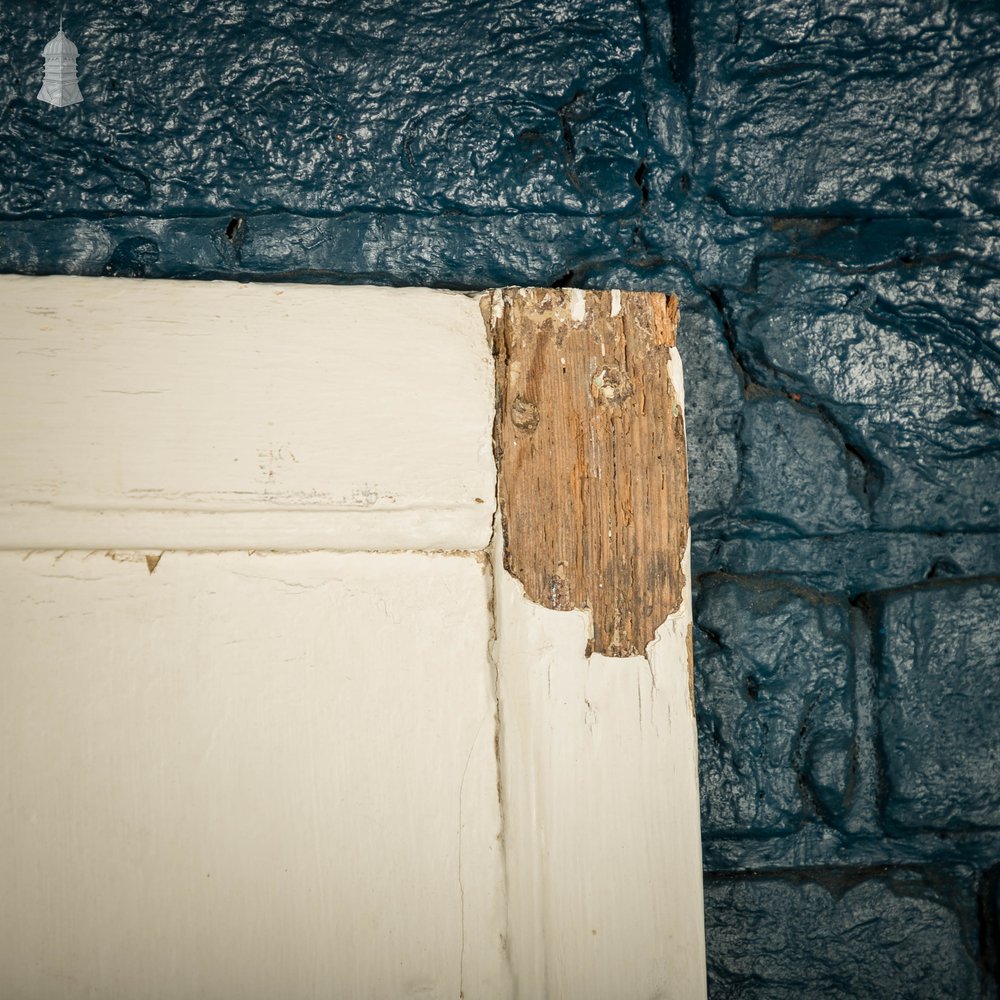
[0,276,706,1000]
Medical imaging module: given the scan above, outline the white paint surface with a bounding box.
[493,530,707,1000]
[0,276,706,999]
[0,275,494,551]
[0,550,510,1000]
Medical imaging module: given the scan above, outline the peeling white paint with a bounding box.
[610,289,622,317]
[0,276,706,999]
[667,344,686,410]
[569,288,587,322]
[491,519,707,1000]
[490,288,506,324]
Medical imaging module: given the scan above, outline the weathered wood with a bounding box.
[489,287,688,657]
[489,289,706,999]
[0,276,706,1000]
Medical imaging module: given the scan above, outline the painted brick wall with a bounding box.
[2,1,998,995]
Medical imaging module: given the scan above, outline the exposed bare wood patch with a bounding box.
[104,550,163,575]
[489,287,688,658]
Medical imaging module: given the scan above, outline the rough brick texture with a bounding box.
[879,581,1000,833]
[2,0,998,995]
[689,0,1000,218]
[696,578,854,837]
[704,870,985,1000]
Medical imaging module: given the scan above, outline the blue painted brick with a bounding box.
[736,396,868,535]
[730,257,1000,531]
[674,280,742,525]
[0,0,658,218]
[0,0,999,986]
[704,869,984,1000]
[878,580,1000,832]
[696,577,854,836]
[689,0,1000,217]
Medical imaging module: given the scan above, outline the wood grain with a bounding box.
[489,287,688,657]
